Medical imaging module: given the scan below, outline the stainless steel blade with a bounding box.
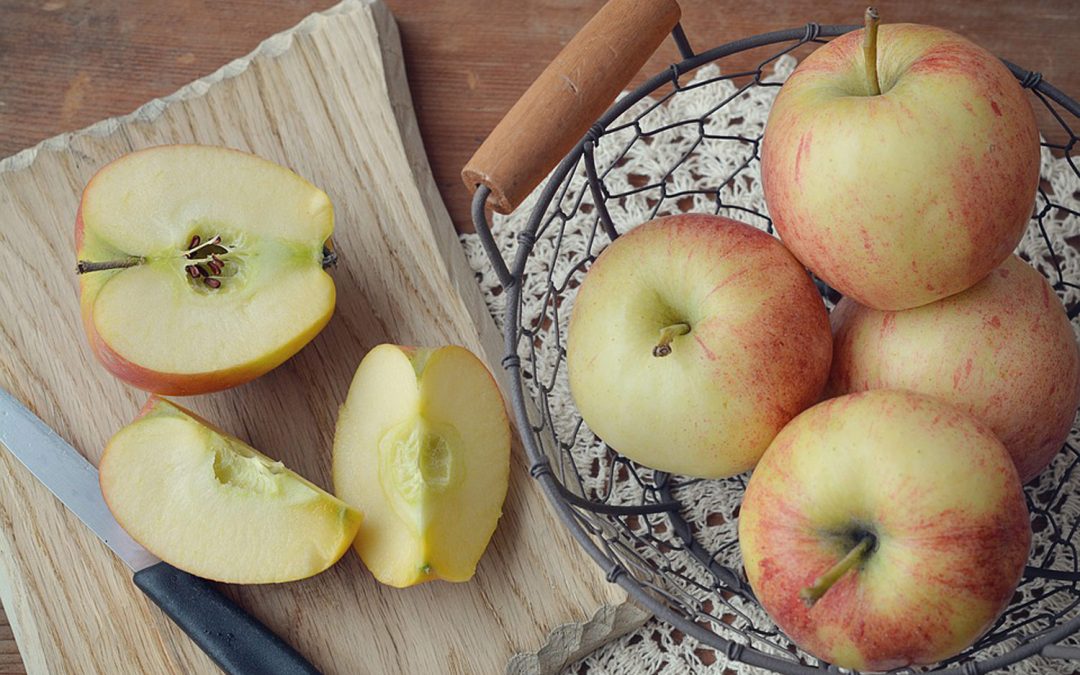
[0,387,159,571]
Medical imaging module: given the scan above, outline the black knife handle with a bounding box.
[133,562,321,675]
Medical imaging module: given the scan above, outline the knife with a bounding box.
[0,387,321,675]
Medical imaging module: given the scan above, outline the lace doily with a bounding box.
[461,53,1080,674]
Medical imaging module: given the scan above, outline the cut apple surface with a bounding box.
[333,344,510,588]
[76,145,336,395]
[99,397,362,584]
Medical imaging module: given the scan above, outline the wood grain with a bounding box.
[1,1,1078,233]
[0,1,645,673]
[2,2,1079,671]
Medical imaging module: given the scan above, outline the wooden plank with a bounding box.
[1,1,1078,232]
[0,613,22,675]
[0,1,644,673]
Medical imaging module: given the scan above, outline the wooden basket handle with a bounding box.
[462,0,682,215]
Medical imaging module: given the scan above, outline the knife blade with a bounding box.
[0,387,321,675]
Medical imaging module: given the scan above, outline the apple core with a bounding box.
[379,418,461,529]
[210,438,289,495]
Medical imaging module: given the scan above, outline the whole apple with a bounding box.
[739,390,1030,671]
[761,21,1039,311]
[566,214,831,478]
[830,254,1080,483]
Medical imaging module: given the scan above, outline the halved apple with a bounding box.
[333,345,510,588]
[99,397,362,584]
[76,145,336,395]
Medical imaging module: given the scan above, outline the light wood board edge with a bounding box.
[0,0,650,671]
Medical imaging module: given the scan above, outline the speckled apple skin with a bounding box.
[566,214,832,478]
[829,255,1080,483]
[739,390,1031,671]
[761,24,1039,311]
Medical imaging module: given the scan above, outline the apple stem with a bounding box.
[799,535,875,608]
[75,257,144,274]
[863,7,882,96]
[652,322,691,357]
[322,247,338,268]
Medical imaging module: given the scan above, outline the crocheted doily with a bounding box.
[461,53,1080,674]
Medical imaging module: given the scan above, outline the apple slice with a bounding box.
[333,344,510,588]
[99,397,362,584]
[76,145,336,395]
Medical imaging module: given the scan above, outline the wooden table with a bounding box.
[2,1,1078,672]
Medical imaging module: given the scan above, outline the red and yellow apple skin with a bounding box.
[566,214,831,478]
[739,390,1030,671]
[761,24,1039,311]
[76,145,336,395]
[829,255,1080,483]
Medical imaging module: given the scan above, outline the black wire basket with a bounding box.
[466,4,1080,673]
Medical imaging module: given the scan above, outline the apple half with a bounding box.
[76,145,336,395]
[99,397,362,584]
[333,344,510,588]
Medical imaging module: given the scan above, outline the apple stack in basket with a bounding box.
[566,11,1080,672]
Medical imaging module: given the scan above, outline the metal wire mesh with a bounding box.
[473,24,1080,674]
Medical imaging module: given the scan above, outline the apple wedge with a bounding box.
[99,397,362,584]
[333,345,510,588]
[76,145,336,395]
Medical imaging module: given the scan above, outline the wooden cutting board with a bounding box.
[0,1,647,672]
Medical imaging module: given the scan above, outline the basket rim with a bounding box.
[487,22,1080,675]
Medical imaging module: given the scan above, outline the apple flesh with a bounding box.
[739,390,1030,671]
[761,23,1039,311]
[333,344,510,588]
[830,255,1080,483]
[566,214,831,478]
[99,397,362,584]
[77,145,336,395]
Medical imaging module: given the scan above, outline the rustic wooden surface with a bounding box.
[0,1,645,673]
[1,0,1079,236]
[3,1,1079,672]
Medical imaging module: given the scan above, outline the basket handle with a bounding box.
[462,0,682,216]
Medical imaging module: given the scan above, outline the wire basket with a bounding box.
[466,8,1080,674]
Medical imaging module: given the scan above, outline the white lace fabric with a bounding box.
[461,55,1080,674]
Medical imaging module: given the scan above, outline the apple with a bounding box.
[99,397,362,584]
[566,213,832,478]
[761,13,1039,311]
[829,254,1080,483]
[739,390,1030,671]
[333,344,510,588]
[76,145,336,395]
